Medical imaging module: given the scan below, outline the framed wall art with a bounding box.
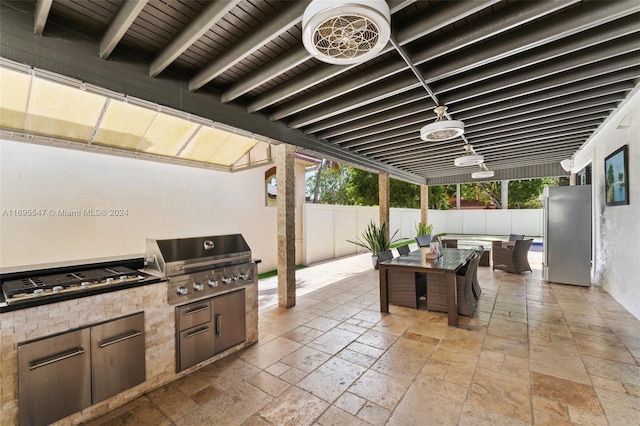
[604,144,629,206]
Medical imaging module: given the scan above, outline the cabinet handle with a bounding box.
[185,326,209,338]
[215,314,221,336]
[30,347,85,370]
[99,330,143,348]
[184,305,208,315]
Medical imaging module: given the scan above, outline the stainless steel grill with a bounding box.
[142,234,258,304]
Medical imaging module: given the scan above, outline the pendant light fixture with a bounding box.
[471,163,494,179]
[454,144,484,167]
[420,106,465,142]
[302,0,391,65]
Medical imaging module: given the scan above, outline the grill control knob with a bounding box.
[221,276,232,284]
[177,286,188,296]
[208,279,219,288]
[52,286,63,293]
[193,282,204,291]
[238,272,248,280]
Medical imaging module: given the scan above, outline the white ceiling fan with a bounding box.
[302,0,391,65]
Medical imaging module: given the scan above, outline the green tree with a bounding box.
[428,185,454,209]
[345,167,422,208]
[461,182,501,208]
[305,161,351,204]
[459,177,569,209]
[345,168,378,205]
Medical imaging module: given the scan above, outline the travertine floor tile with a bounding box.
[84,397,172,426]
[389,375,466,425]
[279,345,332,373]
[258,386,328,426]
[348,369,410,410]
[307,327,361,355]
[85,251,640,426]
[469,367,532,423]
[297,357,366,402]
[175,380,272,426]
[530,344,591,384]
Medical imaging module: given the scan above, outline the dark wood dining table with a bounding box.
[378,247,477,327]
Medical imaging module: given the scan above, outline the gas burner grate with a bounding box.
[3,279,39,297]
[2,266,140,298]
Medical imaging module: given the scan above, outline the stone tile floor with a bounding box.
[86,249,640,425]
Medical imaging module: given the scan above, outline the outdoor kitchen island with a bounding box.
[0,235,259,426]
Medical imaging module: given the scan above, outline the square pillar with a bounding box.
[420,184,429,225]
[276,144,296,308]
[379,173,390,241]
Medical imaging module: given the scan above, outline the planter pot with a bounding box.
[372,255,379,270]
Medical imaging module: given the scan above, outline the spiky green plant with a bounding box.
[347,220,399,255]
[415,222,434,236]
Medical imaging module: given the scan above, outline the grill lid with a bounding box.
[144,234,252,277]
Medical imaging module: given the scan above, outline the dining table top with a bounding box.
[379,247,477,272]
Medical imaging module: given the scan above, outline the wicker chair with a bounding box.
[379,250,426,309]
[491,234,525,265]
[427,253,479,316]
[397,244,411,255]
[492,239,533,274]
[441,239,458,248]
[416,234,431,247]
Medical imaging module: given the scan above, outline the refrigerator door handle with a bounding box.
[543,197,549,265]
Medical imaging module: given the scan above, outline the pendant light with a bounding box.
[472,163,494,179]
[420,106,465,142]
[454,144,484,167]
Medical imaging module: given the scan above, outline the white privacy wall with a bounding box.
[302,203,543,265]
[573,87,640,320]
[0,138,278,272]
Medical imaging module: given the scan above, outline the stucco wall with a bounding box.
[573,86,640,320]
[0,138,278,272]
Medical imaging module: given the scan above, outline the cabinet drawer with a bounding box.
[176,300,211,331]
[179,322,214,371]
[18,328,91,426]
[91,312,146,403]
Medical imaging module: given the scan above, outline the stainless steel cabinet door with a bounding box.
[18,328,91,426]
[213,289,245,354]
[91,312,146,403]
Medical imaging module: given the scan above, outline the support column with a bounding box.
[456,184,461,210]
[420,184,428,225]
[276,144,296,308]
[379,173,390,241]
[569,173,577,185]
[501,180,509,209]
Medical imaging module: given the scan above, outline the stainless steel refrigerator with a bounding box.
[542,185,592,286]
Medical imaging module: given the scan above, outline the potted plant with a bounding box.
[415,222,434,236]
[415,222,434,246]
[347,220,399,269]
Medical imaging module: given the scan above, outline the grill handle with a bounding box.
[174,255,250,272]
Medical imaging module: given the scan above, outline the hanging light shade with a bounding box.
[560,158,573,172]
[454,144,484,167]
[472,170,495,179]
[420,106,465,141]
